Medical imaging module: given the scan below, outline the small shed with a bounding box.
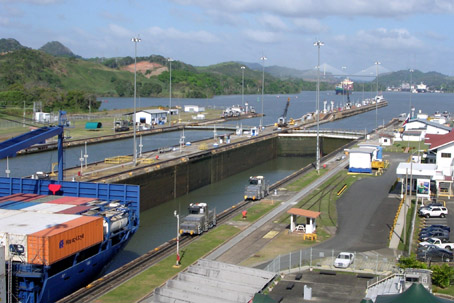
[85,122,102,130]
[184,105,205,113]
[133,109,168,125]
[379,133,394,146]
[347,148,375,173]
[287,208,320,234]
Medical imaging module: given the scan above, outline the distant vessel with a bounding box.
[335,78,354,95]
[415,82,428,93]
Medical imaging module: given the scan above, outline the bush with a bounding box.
[398,256,428,269]
[432,264,454,288]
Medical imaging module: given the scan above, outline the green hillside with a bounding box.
[377,69,454,91]
[39,41,79,58]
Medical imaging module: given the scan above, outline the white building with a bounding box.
[184,105,205,113]
[133,109,168,125]
[404,118,450,135]
[347,148,376,173]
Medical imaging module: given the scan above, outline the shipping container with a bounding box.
[23,203,74,214]
[31,195,65,203]
[0,212,81,261]
[0,193,42,202]
[57,205,93,215]
[0,201,40,210]
[27,216,103,265]
[49,196,97,205]
[0,245,5,303]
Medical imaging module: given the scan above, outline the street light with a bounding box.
[314,40,324,174]
[241,66,246,108]
[131,36,141,165]
[260,56,267,129]
[409,69,414,116]
[374,61,381,131]
[341,66,346,108]
[168,58,174,126]
[173,210,181,267]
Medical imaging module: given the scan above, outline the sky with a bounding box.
[1,0,454,76]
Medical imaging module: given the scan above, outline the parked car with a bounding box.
[333,252,355,268]
[420,224,450,233]
[419,206,448,218]
[419,202,444,212]
[417,246,453,262]
[418,238,454,251]
[419,229,450,242]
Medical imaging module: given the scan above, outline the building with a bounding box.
[347,148,376,173]
[184,105,205,113]
[133,109,168,126]
[403,118,451,135]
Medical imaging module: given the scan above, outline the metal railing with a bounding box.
[263,248,398,275]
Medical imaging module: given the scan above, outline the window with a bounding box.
[441,153,451,158]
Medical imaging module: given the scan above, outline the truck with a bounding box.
[244,176,269,201]
[179,203,216,236]
[114,119,130,132]
[419,238,454,251]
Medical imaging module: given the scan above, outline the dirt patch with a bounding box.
[121,61,168,78]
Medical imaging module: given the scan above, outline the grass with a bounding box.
[286,168,328,192]
[383,140,429,153]
[232,201,280,222]
[433,285,454,297]
[0,108,223,142]
[97,225,240,303]
[397,199,417,252]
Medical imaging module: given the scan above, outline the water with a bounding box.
[99,91,454,133]
[106,156,312,271]
[0,130,214,178]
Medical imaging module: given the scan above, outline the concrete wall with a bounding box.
[124,136,349,211]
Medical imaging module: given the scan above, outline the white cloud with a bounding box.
[169,0,454,17]
[243,29,280,43]
[0,0,62,4]
[108,24,134,38]
[293,18,328,33]
[0,16,9,26]
[147,26,219,43]
[259,14,287,30]
[356,28,423,50]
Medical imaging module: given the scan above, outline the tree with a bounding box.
[431,264,454,288]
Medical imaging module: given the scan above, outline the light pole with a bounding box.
[260,56,267,129]
[131,36,141,166]
[341,66,346,108]
[409,69,414,116]
[168,58,174,126]
[374,61,381,132]
[173,210,181,267]
[314,41,324,174]
[241,66,245,108]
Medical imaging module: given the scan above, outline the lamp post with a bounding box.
[341,66,346,108]
[241,66,245,108]
[374,61,381,132]
[260,56,267,129]
[409,69,414,116]
[314,41,324,174]
[173,210,181,267]
[168,58,174,126]
[131,36,141,166]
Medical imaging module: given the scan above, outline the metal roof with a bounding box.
[287,208,321,218]
[143,259,275,303]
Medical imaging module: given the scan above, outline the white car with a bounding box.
[334,252,355,268]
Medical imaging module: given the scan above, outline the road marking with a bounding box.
[263,231,279,239]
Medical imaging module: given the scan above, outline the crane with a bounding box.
[276,97,291,127]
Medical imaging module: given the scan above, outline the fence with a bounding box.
[263,248,398,275]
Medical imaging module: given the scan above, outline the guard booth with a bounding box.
[217,134,231,144]
[287,208,320,234]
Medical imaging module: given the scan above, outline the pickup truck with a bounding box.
[419,238,454,251]
[419,206,448,218]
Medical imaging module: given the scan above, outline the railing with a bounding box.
[263,248,398,275]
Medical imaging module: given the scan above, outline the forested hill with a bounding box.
[0,47,331,113]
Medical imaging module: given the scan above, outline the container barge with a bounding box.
[0,177,140,303]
